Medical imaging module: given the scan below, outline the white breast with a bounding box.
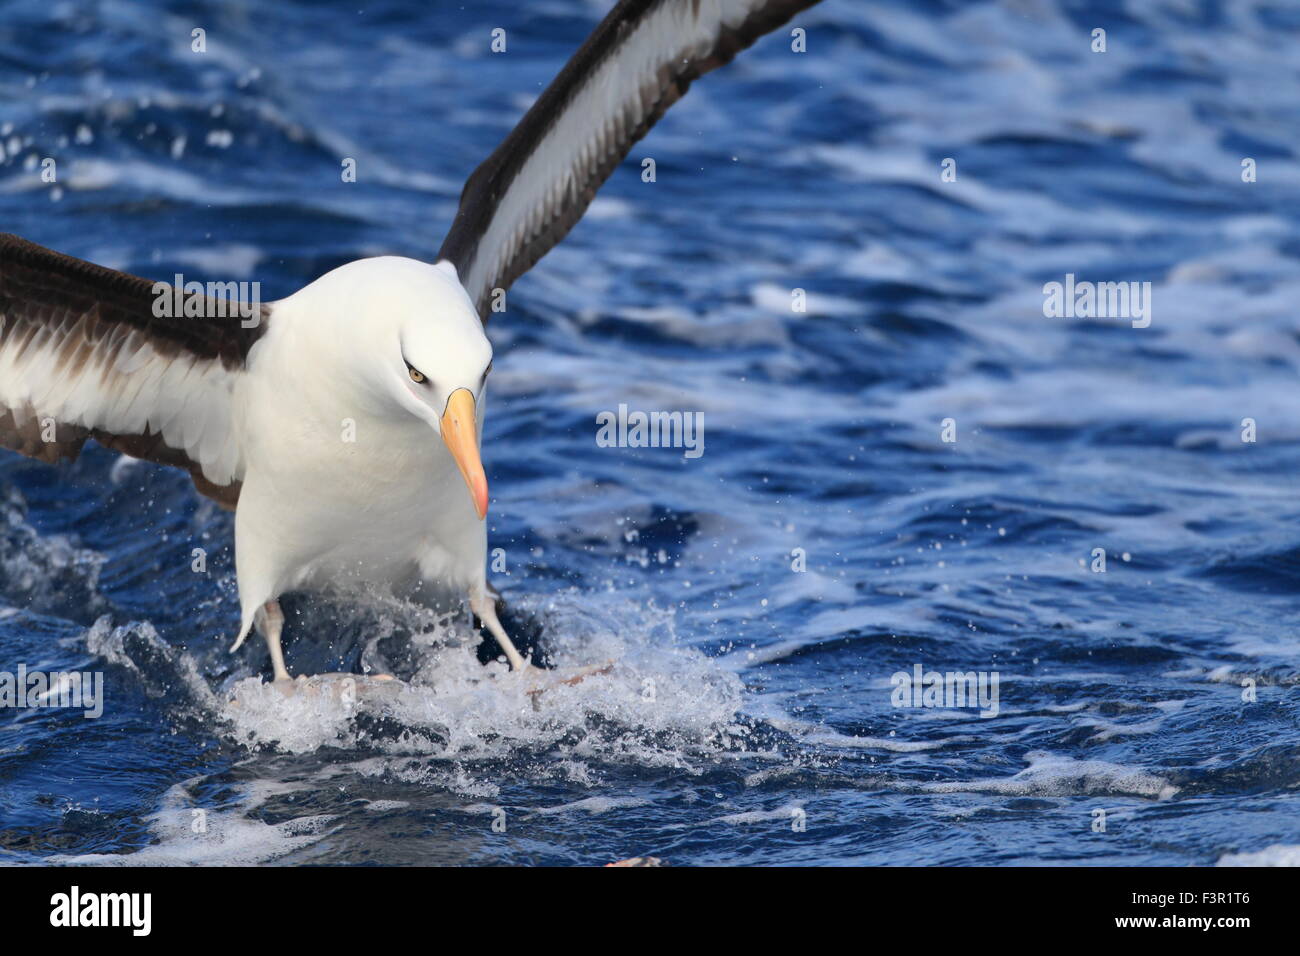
[228,298,486,609]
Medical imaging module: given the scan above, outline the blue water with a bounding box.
[2,0,1299,866]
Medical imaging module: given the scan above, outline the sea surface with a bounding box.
[1,0,1298,866]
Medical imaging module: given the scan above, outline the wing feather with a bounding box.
[437,0,820,320]
[0,233,268,508]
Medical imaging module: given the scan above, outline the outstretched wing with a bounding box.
[437,0,820,320]
[0,233,268,508]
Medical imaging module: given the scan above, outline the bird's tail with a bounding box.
[230,610,257,653]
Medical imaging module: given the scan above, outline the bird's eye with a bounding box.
[407,363,427,384]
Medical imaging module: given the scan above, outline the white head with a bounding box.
[289,256,494,518]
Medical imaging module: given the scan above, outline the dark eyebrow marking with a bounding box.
[402,354,431,385]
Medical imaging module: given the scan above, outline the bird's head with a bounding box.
[294,256,493,519]
[391,263,493,520]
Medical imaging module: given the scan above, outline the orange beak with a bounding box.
[440,388,488,519]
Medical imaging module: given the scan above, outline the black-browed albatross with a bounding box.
[0,0,821,683]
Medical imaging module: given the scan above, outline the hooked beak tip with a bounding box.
[440,388,488,520]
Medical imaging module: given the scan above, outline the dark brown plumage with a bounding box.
[0,234,265,507]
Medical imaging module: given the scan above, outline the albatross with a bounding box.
[0,0,820,682]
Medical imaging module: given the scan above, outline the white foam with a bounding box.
[712,804,804,826]
[921,752,1178,799]
[0,489,107,615]
[1217,844,1300,867]
[83,616,224,714]
[218,593,747,780]
[532,796,649,816]
[53,779,335,866]
[363,799,410,813]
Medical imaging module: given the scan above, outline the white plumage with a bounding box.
[228,257,498,664]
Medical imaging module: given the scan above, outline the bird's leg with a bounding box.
[254,599,291,682]
[469,587,530,671]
